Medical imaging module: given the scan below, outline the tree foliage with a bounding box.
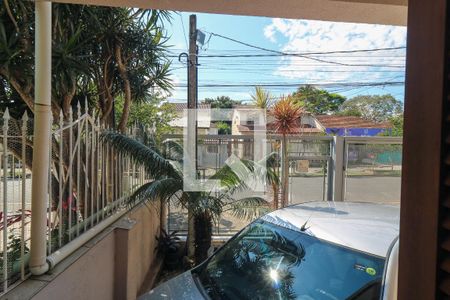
[203,96,241,109]
[380,113,404,136]
[0,2,174,229]
[251,86,273,109]
[292,85,346,115]
[101,131,272,263]
[203,96,239,134]
[270,96,303,208]
[216,121,231,135]
[339,94,403,123]
[0,1,172,130]
[114,96,176,137]
[270,96,304,135]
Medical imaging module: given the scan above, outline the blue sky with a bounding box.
[165,12,407,104]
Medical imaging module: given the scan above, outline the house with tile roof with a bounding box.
[231,105,391,136]
[169,103,217,135]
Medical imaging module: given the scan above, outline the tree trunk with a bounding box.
[194,211,212,265]
[115,46,131,133]
[62,80,76,119]
[281,135,289,207]
[99,56,115,128]
[187,208,196,260]
[272,182,279,210]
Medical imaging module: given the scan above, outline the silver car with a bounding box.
[140,201,399,300]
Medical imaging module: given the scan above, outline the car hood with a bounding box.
[138,270,204,300]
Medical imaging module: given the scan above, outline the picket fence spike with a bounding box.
[69,106,73,122]
[77,101,81,119]
[3,108,10,120]
[84,97,88,114]
[22,111,29,122]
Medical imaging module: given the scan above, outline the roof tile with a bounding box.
[315,115,391,128]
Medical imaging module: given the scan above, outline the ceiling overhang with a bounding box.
[51,0,408,26]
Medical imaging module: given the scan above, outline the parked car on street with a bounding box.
[140,201,399,300]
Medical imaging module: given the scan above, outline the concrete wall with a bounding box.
[33,233,116,300]
[117,204,161,300]
[54,0,407,26]
[4,203,162,300]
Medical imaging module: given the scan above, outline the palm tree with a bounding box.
[265,152,281,210]
[251,86,273,109]
[101,130,271,264]
[270,96,304,207]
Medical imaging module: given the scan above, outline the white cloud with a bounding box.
[263,19,407,83]
[263,25,277,43]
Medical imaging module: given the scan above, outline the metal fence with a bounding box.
[344,137,402,203]
[166,134,269,234]
[0,104,148,294]
[0,109,33,293]
[167,134,402,235]
[166,134,335,235]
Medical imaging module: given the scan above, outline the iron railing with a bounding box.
[0,104,149,294]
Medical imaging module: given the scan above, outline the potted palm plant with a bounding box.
[155,229,180,270]
[101,130,274,265]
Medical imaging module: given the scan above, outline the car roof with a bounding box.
[260,201,399,258]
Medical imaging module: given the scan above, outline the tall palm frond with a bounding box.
[224,197,271,220]
[190,195,224,219]
[211,162,251,193]
[103,129,273,263]
[128,178,182,206]
[270,96,304,134]
[101,131,181,179]
[271,96,303,208]
[251,86,273,109]
[162,139,184,161]
[258,152,280,186]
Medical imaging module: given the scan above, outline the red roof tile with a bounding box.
[315,115,391,129]
[171,102,211,112]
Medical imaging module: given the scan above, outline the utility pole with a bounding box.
[187,14,198,171]
[186,14,198,262]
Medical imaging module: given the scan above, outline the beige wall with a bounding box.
[5,203,162,300]
[53,0,407,26]
[121,204,160,300]
[33,233,116,300]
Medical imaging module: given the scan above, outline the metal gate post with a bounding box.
[332,136,345,201]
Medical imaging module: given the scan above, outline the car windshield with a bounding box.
[195,220,385,300]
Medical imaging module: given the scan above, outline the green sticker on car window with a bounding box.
[366,267,376,276]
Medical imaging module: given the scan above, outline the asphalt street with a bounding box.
[290,176,401,204]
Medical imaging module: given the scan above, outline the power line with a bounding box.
[171,61,406,69]
[196,67,405,73]
[202,31,406,68]
[167,53,406,59]
[204,31,406,54]
[168,47,405,54]
[172,81,404,88]
[168,51,406,59]
[194,63,405,68]
[179,13,189,50]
